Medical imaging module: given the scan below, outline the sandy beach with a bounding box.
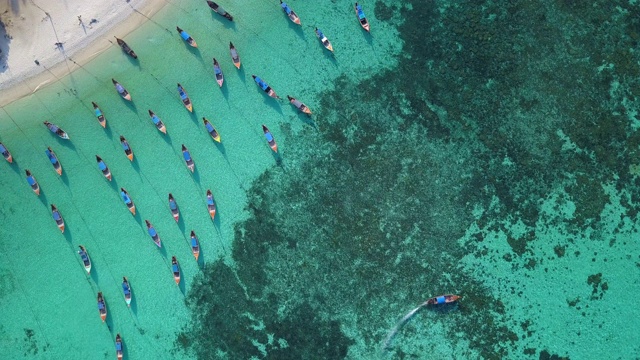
[0,0,166,106]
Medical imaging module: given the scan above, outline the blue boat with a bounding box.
[120,187,136,215]
[25,170,40,195]
[145,220,161,248]
[182,144,195,173]
[252,75,279,99]
[176,26,198,47]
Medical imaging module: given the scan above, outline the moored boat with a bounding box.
[168,193,180,222]
[0,142,12,163]
[182,144,195,173]
[177,83,193,112]
[206,189,216,220]
[45,147,62,175]
[177,26,198,47]
[92,102,107,128]
[44,121,70,140]
[252,75,279,99]
[315,28,334,52]
[51,204,65,233]
[229,42,241,69]
[203,118,221,142]
[213,58,224,87]
[425,294,461,306]
[78,245,92,274]
[97,292,107,322]
[280,1,301,25]
[355,3,370,32]
[190,231,200,261]
[262,124,278,153]
[115,36,138,59]
[115,333,124,360]
[207,1,233,21]
[171,256,181,285]
[96,155,112,181]
[287,95,312,115]
[119,135,134,161]
[112,79,132,101]
[25,170,40,195]
[145,220,162,248]
[122,277,132,307]
[120,187,136,215]
[148,110,167,134]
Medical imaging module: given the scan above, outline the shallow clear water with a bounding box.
[1,0,640,359]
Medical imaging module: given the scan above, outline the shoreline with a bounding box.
[0,0,167,107]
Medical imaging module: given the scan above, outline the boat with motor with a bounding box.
[44,121,70,140]
[229,42,241,69]
[120,187,136,215]
[115,37,138,59]
[45,147,62,175]
[78,245,92,274]
[112,79,131,101]
[262,125,278,153]
[122,277,132,307]
[315,28,334,52]
[25,170,40,195]
[287,95,312,115]
[169,193,180,222]
[252,75,279,99]
[96,155,112,181]
[355,3,370,32]
[213,58,224,87]
[206,189,216,220]
[0,142,12,163]
[207,1,233,21]
[190,231,200,261]
[145,220,162,248]
[148,110,167,134]
[182,144,195,173]
[51,204,65,233]
[92,102,106,128]
[203,117,221,142]
[171,256,181,285]
[119,135,134,161]
[425,294,461,306]
[97,292,107,322]
[280,1,301,25]
[115,333,123,360]
[177,26,198,47]
[177,83,193,112]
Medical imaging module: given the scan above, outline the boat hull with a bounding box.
[4,153,12,163]
[126,152,134,161]
[33,185,40,196]
[128,205,136,216]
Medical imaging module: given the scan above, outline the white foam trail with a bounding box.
[382,301,429,350]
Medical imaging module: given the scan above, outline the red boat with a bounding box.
[425,294,461,305]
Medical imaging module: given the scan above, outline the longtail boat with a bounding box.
[425,294,461,306]
[206,189,216,220]
[0,142,12,163]
[51,204,65,233]
[120,187,136,215]
[96,155,112,181]
[145,220,162,248]
[171,256,181,285]
[122,277,132,307]
[315,28,334,52]
[355,3,370,32]
[182,144,195,173]
[177,83,193,112]
[115,37,137,59]
[229,42,241,69]
[115,334,124,360]
[45,147,62,175]
[168,193,180,222]
[207,1,233,21]
[97,292,107,322]
[280,1,301,25]
[252,75,279,99]
[203,118,221,142]
[287,95,312,115]
[148,110,167,134]
[177,26,198,47]
[78,245,92,274]
[44,121,70,140]
[119,135,134,161]
[25,170,40,195]
[262,125,278,153]
[92,102,106,128]
[112,79,132,101]
[213,58,224,87]
[190,231,200,261]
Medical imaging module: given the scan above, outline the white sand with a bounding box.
[0,0,166,106]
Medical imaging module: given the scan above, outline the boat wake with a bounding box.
[382,301,428,351]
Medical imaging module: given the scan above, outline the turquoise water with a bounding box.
[2,0,640,359]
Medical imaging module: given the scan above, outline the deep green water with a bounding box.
[1,0,640,359]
